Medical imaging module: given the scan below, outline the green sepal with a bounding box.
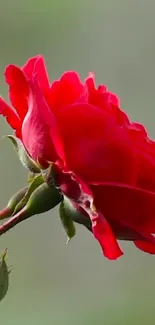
[28,172,36,183]
[0,249,10,301]
[5,135,41,173]
[62,197,92,232]
[59,198,76,243]
[14,175,44,214]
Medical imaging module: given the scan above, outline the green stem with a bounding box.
[0,208,29,235]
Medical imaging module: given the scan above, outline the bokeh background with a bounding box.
[0,0,155,324]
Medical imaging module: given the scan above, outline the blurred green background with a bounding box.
[0,0,155,324]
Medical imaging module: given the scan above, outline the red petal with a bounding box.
[53,165,123,260]
[33,56,50,90]
[91,182,155,234]
[23,55,50,92]
[127,122,155,192]
[91,211,123,259]
[134,239,155,254]
[22,56,38,78]
[85,72,96,91]
[0,97,21,137]
[103,91,120,107]
[85,73,131,128]
[55,102,137,184]
[5,65,29,120]
[86,73,120,108]
[22,74,65,164]
[49,71,84,112]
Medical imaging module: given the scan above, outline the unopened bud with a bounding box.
[14,175,44,214]
[0,183,63,236]
[0,187,28,220]
[0,249,10,301]
[25,182,62,216]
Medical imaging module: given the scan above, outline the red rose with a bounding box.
[1,55,155,260]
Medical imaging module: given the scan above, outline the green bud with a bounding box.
[5,135,41,173]
[59,199,76,243]
[0,187,28,220]
[14,175,44,214]
[25,182,62,216]
[0,249,10,301]
[0,182,63,236]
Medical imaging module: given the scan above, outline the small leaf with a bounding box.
[0,249,10,301]
[14,174,44,214]
[59,199,76,242]
[5,135,41,173]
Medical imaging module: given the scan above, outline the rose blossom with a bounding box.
[1,55,155,259]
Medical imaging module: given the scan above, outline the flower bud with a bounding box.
[0,183,63,236]
[13,174,44,214]
[0,187,28,220]
[25,182,62,216]
[0,249,10,301]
